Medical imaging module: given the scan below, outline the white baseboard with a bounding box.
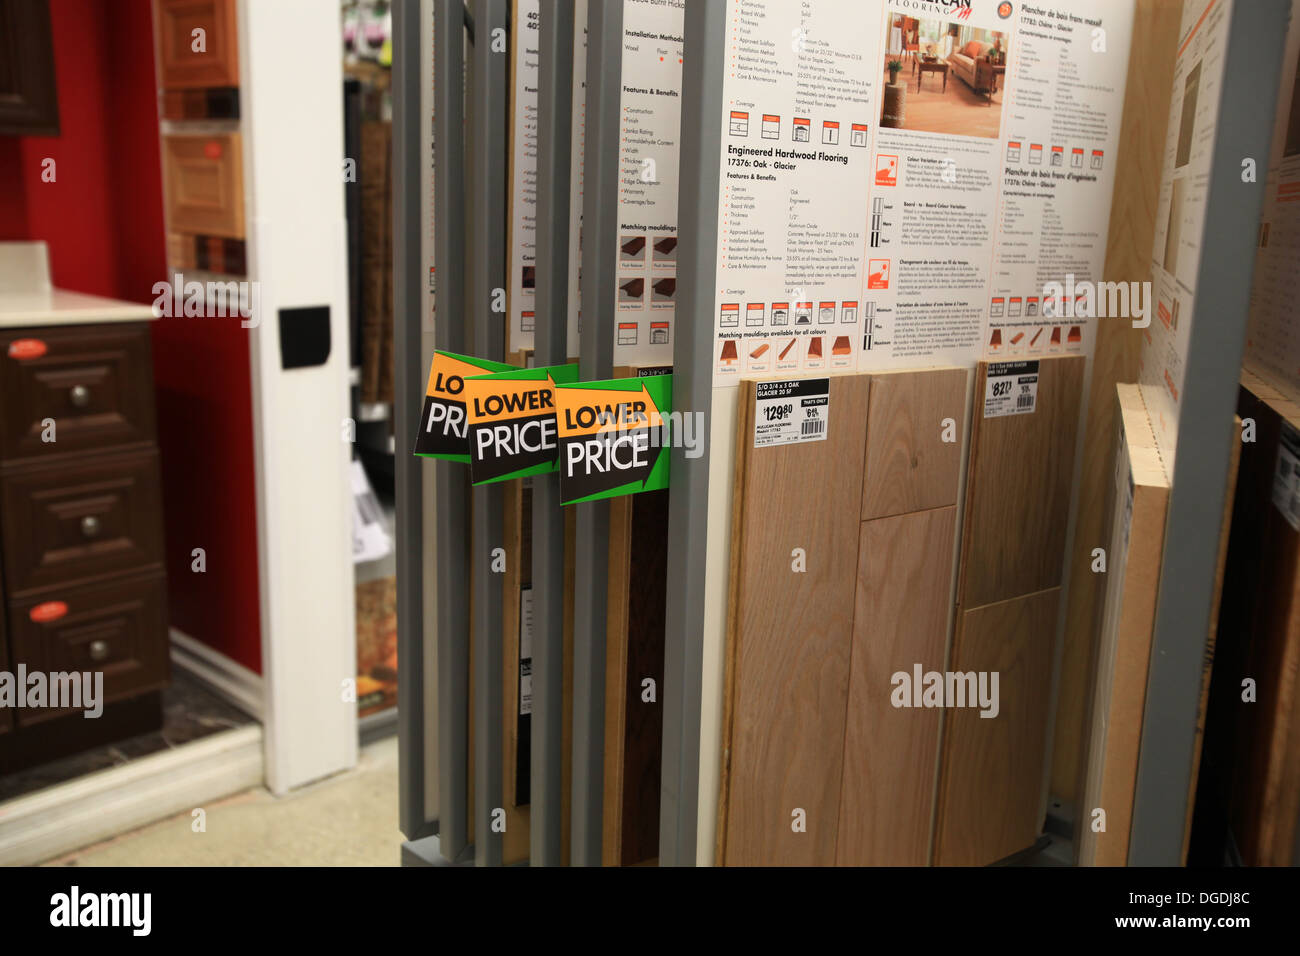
[0,724,264,865]
[170,628,265,720]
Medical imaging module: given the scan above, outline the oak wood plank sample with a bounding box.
[957,356,1085,610]
[718,375,870,865]
[861,368,967,520]
[1078,385,1169,866]
[934,588,1060,866]
[1053,0,1182,802]
[837,505,956,865]
[602,489,669,866]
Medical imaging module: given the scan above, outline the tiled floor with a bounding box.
[0,672,255,804]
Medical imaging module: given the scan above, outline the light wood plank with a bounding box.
[934,588,1061,866]
[957,356,1085,610]
[862,368,967,520]
[837,505,956,865]
[718,375,870,865]
[1078,385,1169,866]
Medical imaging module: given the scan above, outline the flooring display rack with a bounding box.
[393,0,1292,867]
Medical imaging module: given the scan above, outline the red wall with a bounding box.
[0,0,263,674]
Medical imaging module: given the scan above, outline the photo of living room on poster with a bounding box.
[879,12,1008,139]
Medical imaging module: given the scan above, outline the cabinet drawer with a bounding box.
[162,132,245,238]
[0,323,157,463]
[8,575,169,726]
[155,0,239,90]
[2,452,164,596]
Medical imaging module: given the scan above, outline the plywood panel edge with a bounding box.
[1052,0,1183,802]
[714,379,758,866]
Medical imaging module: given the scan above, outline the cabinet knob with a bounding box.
[89,639,110,662]
[80,515,101,538]
[69,384,91,408]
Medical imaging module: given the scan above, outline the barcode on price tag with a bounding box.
[984,361,1039,418]
[754,378,831,447]
[1271,422,1300,533]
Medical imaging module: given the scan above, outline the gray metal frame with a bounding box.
[1128,0,1289,866]
[432,0,473,862]
[569,0,622,866]
[467,0,510,867]
[394,0,438,846]
[658,0,724,869]
[529,0,576,867]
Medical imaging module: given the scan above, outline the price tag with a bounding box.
[984,361,1039,418]
[754,378,830,447]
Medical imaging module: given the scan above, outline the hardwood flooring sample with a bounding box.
[837,506,956,865]
[717,375,870,866]
[861,368,967,520]
[934,588,1060,865]
[602,489,669,866]
[1078,385,1169,866]
[957,356,1085,610]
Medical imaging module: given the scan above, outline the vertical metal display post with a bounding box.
[658,0,724,869]
[569,0,621,866]
[467,0,510,867]
[1128,0,1288,865]
[394,0,438,847]
[530,0,575,867]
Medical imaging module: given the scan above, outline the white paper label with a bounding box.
[754,379,830,447]
[1272,422,1300,533]
[984,360,1039,418]
[519,587,533,716]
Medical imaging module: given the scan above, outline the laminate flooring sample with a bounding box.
[1078,385,1169,866]
[957,356,1085,610]
[934,587,1060,865]
[837,505,956,865]
[862,367,967,520]
[717,375,870,865]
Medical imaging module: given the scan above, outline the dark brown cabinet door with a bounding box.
[155,0,239,90]
[1,451,165,597]
[8,574,169,725]
[0,323,157,464]
[0,0,60,136]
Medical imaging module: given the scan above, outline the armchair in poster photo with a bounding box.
[880,12,1008,139]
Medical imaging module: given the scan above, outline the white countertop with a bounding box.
[0,288,158,329]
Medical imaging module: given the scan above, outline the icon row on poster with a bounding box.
[717,334,856,371]
[1006,140,1104,170]
[618,276,676,306]
[987,325,1083,353]
[991,294,1103,319]
[728,111,868,147]
[616,321,671,347]
[619,233,677,266]
[719,300,864,328]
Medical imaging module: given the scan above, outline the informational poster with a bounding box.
[612,0,685,367]
[710,0,1134,387]
[507,0,541,354]
[1140,0,1233,464]
[1243,0,1300,397]
[568,0,589,358]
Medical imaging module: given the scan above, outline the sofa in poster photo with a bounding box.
[947,38,1000,95]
